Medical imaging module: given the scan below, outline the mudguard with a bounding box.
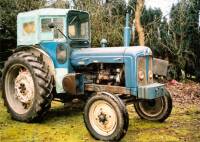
[14,46,56,80]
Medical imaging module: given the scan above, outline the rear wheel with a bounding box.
[134,90,172,122]
[2,51,53,122]
[83,92,129,141]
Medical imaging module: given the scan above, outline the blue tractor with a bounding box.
[2,5,172,141]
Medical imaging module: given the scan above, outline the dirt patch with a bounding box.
[166,80,200,106]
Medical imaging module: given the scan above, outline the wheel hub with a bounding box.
[98,112,107,124]
[15,69,34,104]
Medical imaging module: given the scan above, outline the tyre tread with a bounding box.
[2,51,53,122]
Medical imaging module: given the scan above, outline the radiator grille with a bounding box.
[137,56,153,86]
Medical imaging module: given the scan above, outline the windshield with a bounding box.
[68,11,89,40]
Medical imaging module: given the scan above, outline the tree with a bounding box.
[139,0,199,79]
[141,6,163,57]
[186,0,200,69]
[159,0,199,79]
[135,0,145,46]
[0,0,45,68]
[0,0,45,49]
[75,0,125,47]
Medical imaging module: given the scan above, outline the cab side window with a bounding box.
[40,17,64,41]
[53,18,64,39]
[41,18,51,32]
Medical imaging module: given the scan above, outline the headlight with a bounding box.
[137,57,146,85]
[138,71,145,80]
[148,70,153,79]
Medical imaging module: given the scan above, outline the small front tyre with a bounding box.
[134,89,172,122]
[83,92,129,141]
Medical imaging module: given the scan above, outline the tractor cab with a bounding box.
[17,8,90,48]
[17,8,90,79]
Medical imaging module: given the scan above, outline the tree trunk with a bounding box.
[135,0,145,46]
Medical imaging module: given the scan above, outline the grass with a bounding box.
[0,91,200,142]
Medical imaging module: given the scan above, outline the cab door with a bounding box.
[39,16,69,68]
[39,16,70,93]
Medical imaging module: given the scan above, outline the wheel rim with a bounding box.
[138,97,164,117]
[5,64,35,114]
[89,100,118,136]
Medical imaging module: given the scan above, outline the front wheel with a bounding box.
[134,90,172,122]
[83,92,129,141]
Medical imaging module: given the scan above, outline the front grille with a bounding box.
[137,56,153,86]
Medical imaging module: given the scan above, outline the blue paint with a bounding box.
[123,12,131,47]
[16,8,168,100]
[138,83,165,99]
[26,41,161,99]
[40,42,69,68]
[71,46,151,90]
[146,56,149,80]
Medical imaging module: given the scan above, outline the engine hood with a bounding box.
[70,46,152,66]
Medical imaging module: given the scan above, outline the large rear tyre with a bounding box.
[2,51,53,122]
[134,90,172,122]
[83,92,129,141]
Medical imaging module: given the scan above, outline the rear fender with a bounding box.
[14,46,56,82]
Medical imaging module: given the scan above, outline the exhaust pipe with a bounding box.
[123,0,132,47]
[68,0,75,9]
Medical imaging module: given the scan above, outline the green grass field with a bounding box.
[0,91,199,142]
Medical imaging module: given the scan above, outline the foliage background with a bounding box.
[0,0,199,79]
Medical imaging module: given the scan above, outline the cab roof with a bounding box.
[17,8,87,18]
